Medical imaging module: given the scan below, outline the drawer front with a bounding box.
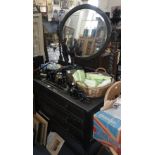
[34,81,93,142]
[36,91,85,128]
[49,114,87,142]
[36,96,91,141]
[36,93,86,130]
[34,81,86,118]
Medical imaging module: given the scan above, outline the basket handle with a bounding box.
[95,67,107,73]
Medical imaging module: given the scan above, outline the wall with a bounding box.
[98,0,121,17]
[107,0,121,9]
[107,0,121,16]
[98,0,109,12]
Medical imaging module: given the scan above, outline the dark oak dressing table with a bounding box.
[34,4,113,155]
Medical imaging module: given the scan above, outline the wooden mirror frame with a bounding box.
[59,4,112,61]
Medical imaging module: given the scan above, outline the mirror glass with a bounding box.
[62,9,108,57]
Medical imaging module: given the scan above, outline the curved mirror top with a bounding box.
[62,9,108,57]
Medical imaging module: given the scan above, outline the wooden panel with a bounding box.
[33,13,45,58]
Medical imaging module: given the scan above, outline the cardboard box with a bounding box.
[93,105,121,154]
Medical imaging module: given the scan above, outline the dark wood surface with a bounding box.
[75,51,119,79]
[33,78,104,155]
[99,51,119,77]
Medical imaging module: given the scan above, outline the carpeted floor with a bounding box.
[33,144,76,155]
[33,144,112,155]
[33,145,50,155]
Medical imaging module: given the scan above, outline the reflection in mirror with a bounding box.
[63,9,107,57]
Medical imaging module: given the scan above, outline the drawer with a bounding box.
[37,98,56,118]
[68,115,84,129]
[34,83,86,119]
[49,115,85,142]
[68,123,85,141]
[35,91,85,126]
[52,93,86,119]
[36,98,92,142]
[37,95,85,129]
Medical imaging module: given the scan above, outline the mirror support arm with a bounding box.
[58,22,63,64]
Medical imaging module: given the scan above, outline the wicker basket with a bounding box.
[76,68,114,98]
[104,81,121,102]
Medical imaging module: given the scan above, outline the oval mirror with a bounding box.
[59,4,112,61]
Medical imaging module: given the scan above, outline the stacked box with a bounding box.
[93,106,121,154]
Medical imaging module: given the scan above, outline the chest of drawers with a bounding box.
[33,79,104,154]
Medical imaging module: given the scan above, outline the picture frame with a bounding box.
[64,26,74,47]
[35,113,48,145]
[61,0,69,9]
[54,0,60,5]
[46,132,65,155]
